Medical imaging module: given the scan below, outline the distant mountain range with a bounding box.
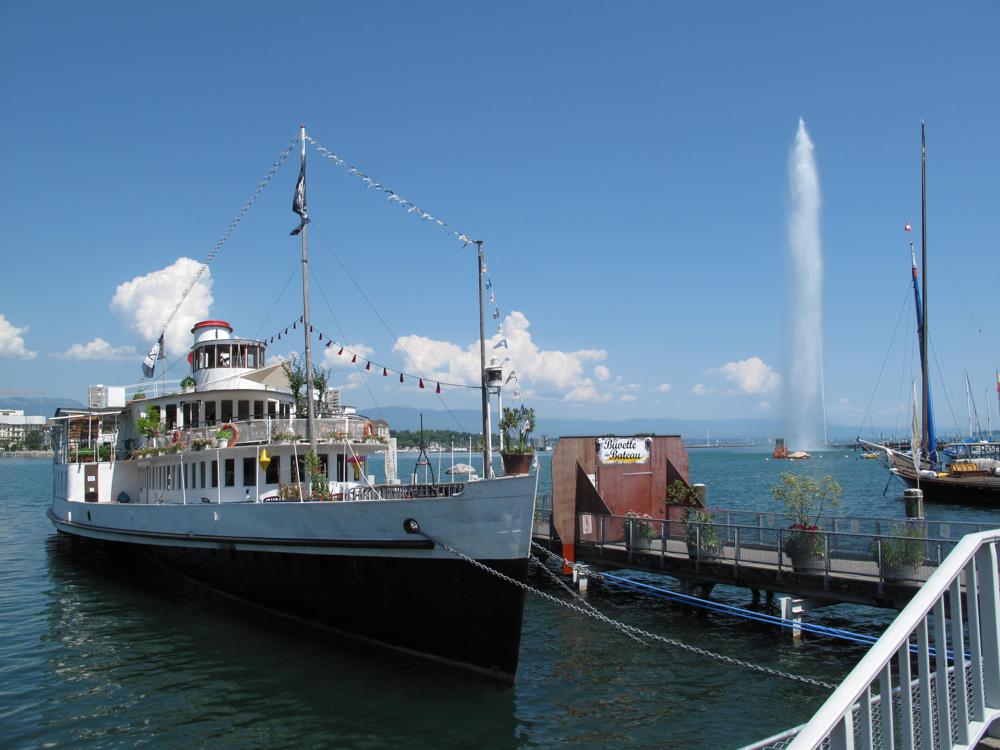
[7,396,869,442]
[0,395,84,417]
[356,405,863,442]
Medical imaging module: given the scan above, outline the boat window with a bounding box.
[218,345,231,368]
[243,457,255,487]
[267,401,277,418]
[279,403,290,419]
[237,400,250,421]
[336,454,345,482]
[224,458,235,487]
[266,455,280,484]
[220,401,233,422]
[205,345,216,369]
[183,463,189,488]
[253,401,264,420]
[190,403,200,427]
[319,453,329,478]
[211,460,218,488]
[233,345,245,369]
[165,404,177,430]
[200,461,206,489]
[205,401,216,426]
[248,347,257,369]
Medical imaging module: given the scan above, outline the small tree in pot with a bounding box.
[500,405,535,475]
[667,479,722,560]
[772,472,841,571]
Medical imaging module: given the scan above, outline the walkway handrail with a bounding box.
[787,528,1000,749]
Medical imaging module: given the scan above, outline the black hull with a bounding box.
[895,470,1000,506]
[68,534,528,681]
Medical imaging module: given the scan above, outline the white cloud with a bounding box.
[656,383,672,393]
[594,365,611,381]
[393,311,610,402]
[0,314,36,359]
[711,356,781,395]
[110,257,213,360]
[620,394,637,402]
[56,338,137,361]
[692,383,708,396]
[323,342,374,369]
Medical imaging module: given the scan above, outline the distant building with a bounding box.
[0,409,48,449]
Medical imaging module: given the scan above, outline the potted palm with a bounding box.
[771,472,841,572]
[500,406,535,475]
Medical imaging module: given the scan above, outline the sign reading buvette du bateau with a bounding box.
[597,437,650,464]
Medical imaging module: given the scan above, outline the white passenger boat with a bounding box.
[48,128,538,681]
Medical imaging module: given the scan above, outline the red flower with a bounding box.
[789,523,819,532]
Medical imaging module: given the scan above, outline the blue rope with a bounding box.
[598,572,963,661]
[598,572,881,646]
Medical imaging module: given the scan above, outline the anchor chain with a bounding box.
[435,539,837,691]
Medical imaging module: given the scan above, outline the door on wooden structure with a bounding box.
[84,464,99,503]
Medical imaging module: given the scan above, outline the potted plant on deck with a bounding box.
[878,522,927,582]
[667,479,722,561]
[771,472,841,572]
[624,510,655,550]
[214,428,233,448]
[500,405,535,475]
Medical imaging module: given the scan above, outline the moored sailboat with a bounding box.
[859,124,1000,505]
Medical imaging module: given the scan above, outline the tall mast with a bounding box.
[299,125,317,454]
[476,240,493,478]
[920,122,931,460]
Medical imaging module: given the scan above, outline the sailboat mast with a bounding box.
[476,240,493,478]
[299,125,317,453]
[920,121,931,459]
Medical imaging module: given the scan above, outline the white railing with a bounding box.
[753,529,1000,750]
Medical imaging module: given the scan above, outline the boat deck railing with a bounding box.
[741,529,1000,749]
[148,416,385,450]
[345,483,466,501]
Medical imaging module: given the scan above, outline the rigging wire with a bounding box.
[151,135,299,353]
[252,263,303,342]
[933,251,1000,373]
[307,266,388,424]
[309,221,473,434]
[856,281,914,438]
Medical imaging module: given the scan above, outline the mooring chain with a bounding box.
[436,540,837,691]
[530,554,645,644]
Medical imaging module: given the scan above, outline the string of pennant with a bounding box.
[265,315,478,393]
[303,133,524,403]
[307,136,476,247]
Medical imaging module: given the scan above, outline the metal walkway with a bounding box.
[532,507,994,609]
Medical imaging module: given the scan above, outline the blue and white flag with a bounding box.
[141,334,164,378]
[493,338,508,350]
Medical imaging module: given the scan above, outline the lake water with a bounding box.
[2,449,997,748]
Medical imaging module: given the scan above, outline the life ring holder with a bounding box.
[220,422,239,448]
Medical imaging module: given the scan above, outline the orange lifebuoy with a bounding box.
[362,420,374,439]
[220,422,239,447]
[171,430,182,446]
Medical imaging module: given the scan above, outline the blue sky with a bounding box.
[1,2,998,434]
